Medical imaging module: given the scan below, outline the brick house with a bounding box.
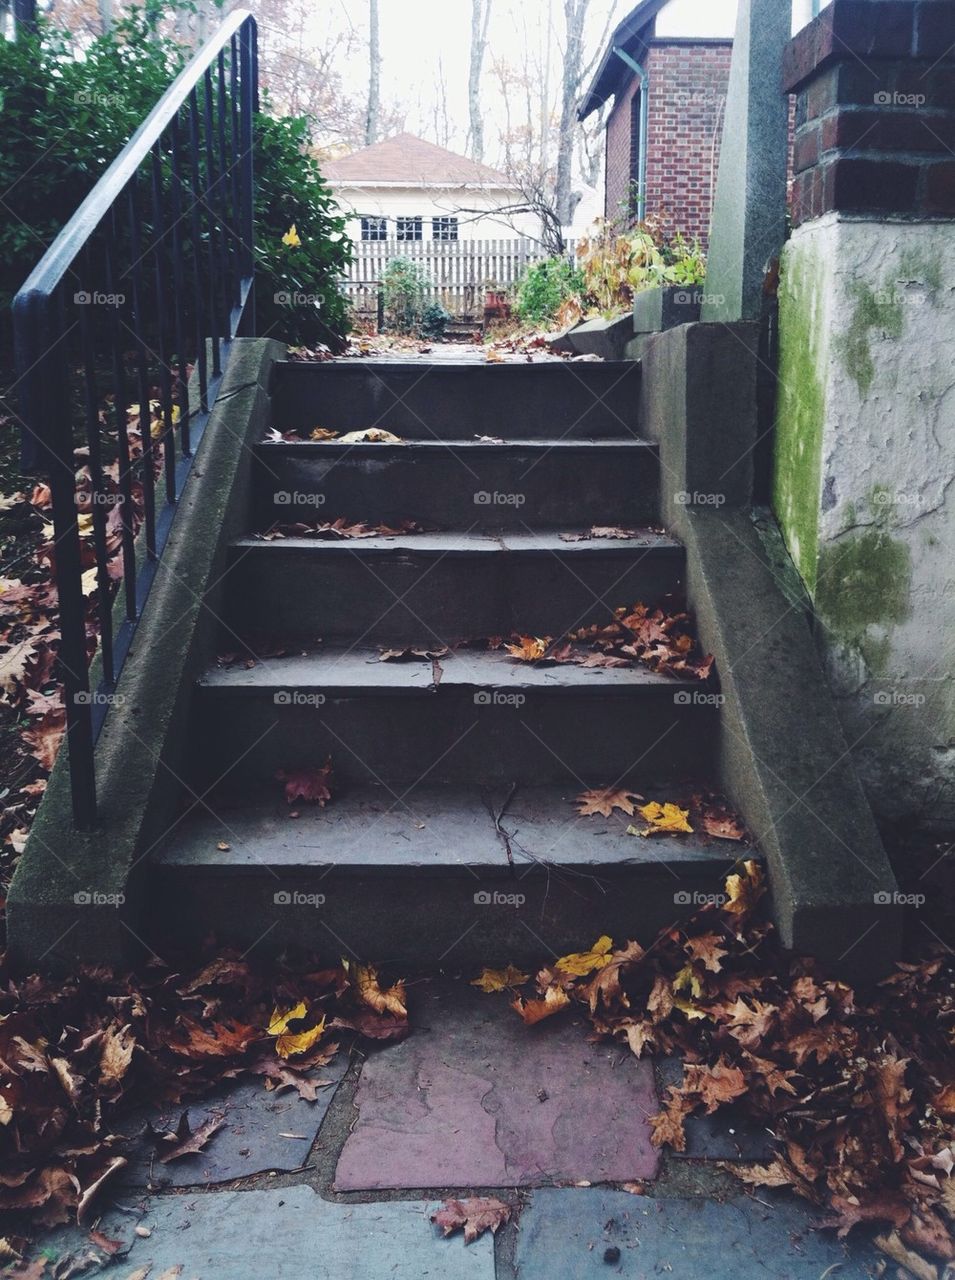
[578,0,735,247]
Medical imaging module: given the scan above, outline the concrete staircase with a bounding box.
[146,359,755,965]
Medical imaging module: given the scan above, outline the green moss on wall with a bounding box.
[834,281,904,398]
[772,246,825,593]
[815,528,911,650]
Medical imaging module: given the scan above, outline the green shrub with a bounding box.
[419,300,451,339]
[381,258,430,333]
[0,5,350,349]
[515,257,585,325]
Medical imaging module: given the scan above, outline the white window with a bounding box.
[360,216,387,242]
[432,216,459,241]
[396,216,423,242]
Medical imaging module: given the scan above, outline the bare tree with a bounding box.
[467,0,492,161]
[364,0,380,146]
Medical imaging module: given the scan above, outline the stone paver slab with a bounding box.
[515,1188,880,1279]
[657,1057,776,1160]
[334,981,660,1190]
[118,1055,348,1187]
[43,1185,492,1280]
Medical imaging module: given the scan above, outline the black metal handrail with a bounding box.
[12,10,258,829]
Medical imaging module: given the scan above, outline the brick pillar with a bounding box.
[786,0,955,223]
[773,0,955,832]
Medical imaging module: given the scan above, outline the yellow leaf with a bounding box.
[276,1015,325,1059]
[672,995,708,1021]
[673,964,703,999]
[629,802,693,837]
[472,965,530,993]
[724,859,764,915]
[353,962,407,1017]
[77,512,94,536]
[282,223,302,248]
[556,935,614,977]
[267,1000,308,1036]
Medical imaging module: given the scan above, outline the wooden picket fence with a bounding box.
[342,237,576,318]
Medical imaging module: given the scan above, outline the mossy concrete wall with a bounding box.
[773,213,955,828]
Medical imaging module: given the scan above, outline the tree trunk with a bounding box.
[97,0,113,34]
[365,0,381,147]
[554,0,587,228]
[468,0,492,162]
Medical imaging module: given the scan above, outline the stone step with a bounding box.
[224,531,685,646]
[149,783,746,964]
[255,438,660,530]
[190,649,717,793]
[269,359,642,439]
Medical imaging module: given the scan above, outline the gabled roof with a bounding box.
[578,0,670,120]
[323,133,515,189]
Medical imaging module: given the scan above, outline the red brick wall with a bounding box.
[603,40,733,248]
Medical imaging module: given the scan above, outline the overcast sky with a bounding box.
[320,0,820,165]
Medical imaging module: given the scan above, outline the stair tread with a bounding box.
[153,783,753,872]
[259,438,657,453]
[236,530,681,556]
[200,647,699,693]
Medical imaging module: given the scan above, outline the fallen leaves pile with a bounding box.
[0,952,407,1230]
[258,517,432,541]
[477,862,955,1277]
[502,599,714,681]
[574,787,745,841]
[0,401,166,861]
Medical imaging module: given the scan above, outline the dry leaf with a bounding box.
[574,788,641,818]
[431,1197,510,1243]
[555,935,614,977]
[472,965,530,993]
[511,986,571,1026]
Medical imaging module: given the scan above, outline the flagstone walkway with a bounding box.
[36,978,881,1279]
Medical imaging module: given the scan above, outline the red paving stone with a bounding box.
[334,979,661,1190]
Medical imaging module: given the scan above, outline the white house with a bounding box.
[323,132,541,246]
